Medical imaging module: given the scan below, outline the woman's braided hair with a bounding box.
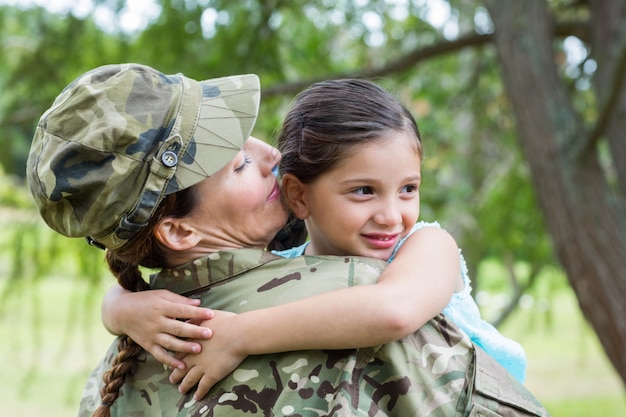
[93,186,198,417]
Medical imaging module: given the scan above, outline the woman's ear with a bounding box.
[282,173,311,219]
[154,218,201,251]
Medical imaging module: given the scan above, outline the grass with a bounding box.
[0,274,114,417]
[500,292,626,416]
[0,269,625,416]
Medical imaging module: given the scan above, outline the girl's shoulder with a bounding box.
[411,220,442,233]
[397,221,471,291]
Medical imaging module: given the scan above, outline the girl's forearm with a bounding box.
[232,284,412,355]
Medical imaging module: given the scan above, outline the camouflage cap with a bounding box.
[27,63,260,250]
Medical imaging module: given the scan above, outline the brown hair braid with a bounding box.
[92,186,199,417]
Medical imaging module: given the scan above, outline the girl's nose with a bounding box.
[373,200,402,227]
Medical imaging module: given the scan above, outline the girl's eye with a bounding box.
[352,186,374,195]
[402,184,419,193]
[235,155,252,172]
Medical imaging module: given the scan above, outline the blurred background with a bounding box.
[0,0,625,416]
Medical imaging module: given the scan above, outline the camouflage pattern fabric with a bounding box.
[27,64,259,250]
[79,249,549,416]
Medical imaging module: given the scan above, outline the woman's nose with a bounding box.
[269,145,281,166]
[250,137,281,174]
[262,146,281,177]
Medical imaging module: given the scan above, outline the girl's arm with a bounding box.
[171,226,460,399]
[101,285,215,369]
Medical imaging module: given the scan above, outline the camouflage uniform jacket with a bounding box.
[79,248,549,417]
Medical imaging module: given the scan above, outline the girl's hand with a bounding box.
[169,311,245,401]
[101,286,215,369]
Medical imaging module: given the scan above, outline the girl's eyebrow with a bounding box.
[338,177,379,184]
[339,174,421,185]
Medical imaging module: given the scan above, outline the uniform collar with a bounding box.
[150,248,281,295]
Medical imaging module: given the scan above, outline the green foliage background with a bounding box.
[0,0,624,415]
[0,0,556,298]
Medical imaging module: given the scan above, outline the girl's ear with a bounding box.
[154,218,201,251]
[282,173,311,219]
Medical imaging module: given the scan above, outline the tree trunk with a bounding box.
[589,1,626,198]
[485,0,626,385]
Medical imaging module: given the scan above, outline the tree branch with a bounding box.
[491,253,541,328]
[579,32,626,158]
[263,20,589,98]
[263,32,492,97]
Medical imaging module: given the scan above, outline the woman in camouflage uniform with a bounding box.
[27,63,548,416]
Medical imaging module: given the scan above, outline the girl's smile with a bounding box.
[361,232,402,250]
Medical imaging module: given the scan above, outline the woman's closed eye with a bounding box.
[235,155,252,172]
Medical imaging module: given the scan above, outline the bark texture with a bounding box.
[485,0,626,385]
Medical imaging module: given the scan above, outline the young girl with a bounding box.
[103,79,525,402]
[271,79,527,385]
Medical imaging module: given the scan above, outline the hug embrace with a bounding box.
[27,63,548,416]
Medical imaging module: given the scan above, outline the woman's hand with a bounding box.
[169,310,246,401]
[101,285,215,369]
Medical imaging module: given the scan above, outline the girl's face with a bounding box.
[296,132,421,260]
[187,137,287,250]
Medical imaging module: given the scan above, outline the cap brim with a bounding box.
[171,74,260,192]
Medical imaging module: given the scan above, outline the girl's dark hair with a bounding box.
[93,186,199,417]
[268,79,423,250]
